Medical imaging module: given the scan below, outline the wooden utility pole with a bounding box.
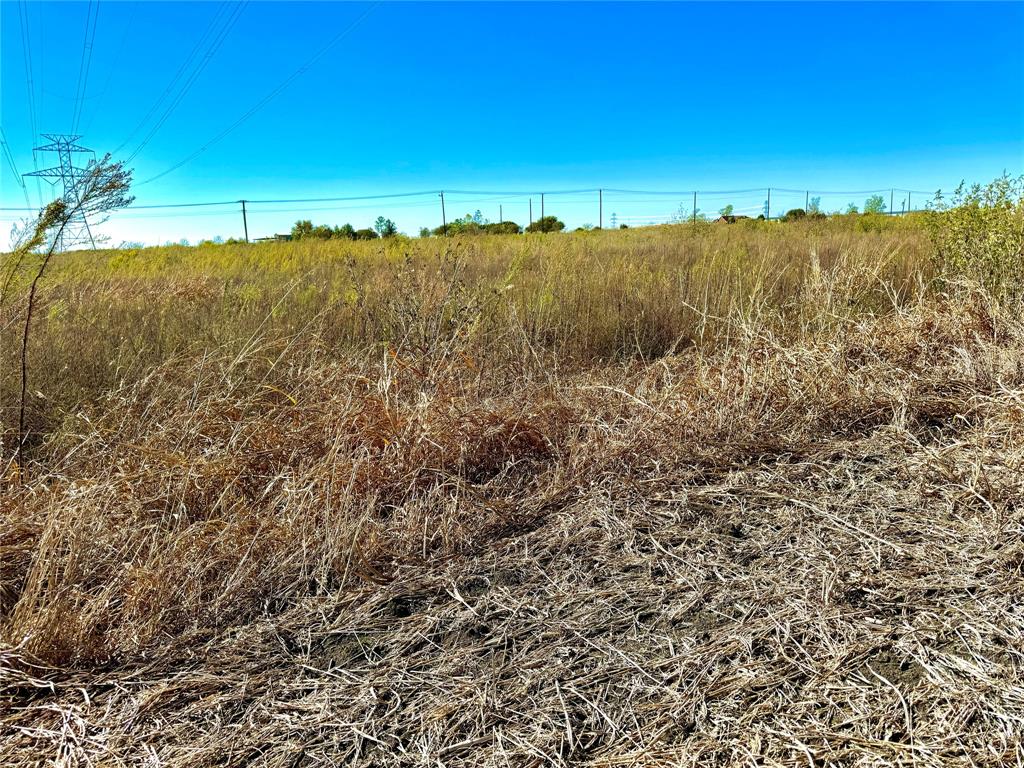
[766,188,771,220]
[890,188,894,216]
[440,191,447,235]
[529,197,532,227]
[599,189,603,229]
[907,191,912,214]
[805,190,809,211]
[541,192,545,222]
[499,204,503,224]
[240,200,249,243]
[692,191,697,224]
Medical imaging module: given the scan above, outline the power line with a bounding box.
[80,0,140,136]
[112,1,236,155]
[138,2,379,186]
[124,1,249,164]
[0,183,957,214]
[0,127,33,210]
[17,0,43,206]
[70,0,101,135]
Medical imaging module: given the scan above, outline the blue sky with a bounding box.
[2,1,1022,244]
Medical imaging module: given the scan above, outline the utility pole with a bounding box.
[805,190,809,211]
[240,200,249,243]
[599,189,603,229]
[541,192,544,222]
[440,191,447,235]
[692,191,697,224]
[529,197,532,227]
[907,191,912,214]
[890,188,894,216]
[499,204,503,224]
[766,188,771,220]
[23,133,96,251]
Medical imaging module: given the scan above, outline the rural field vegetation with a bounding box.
[1,177,1023,766]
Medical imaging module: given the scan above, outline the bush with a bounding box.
[526,216,565,234]
[781,208,806,223]
[485,221,521,235]
[354,228,379,240]
[928,174,1024,296]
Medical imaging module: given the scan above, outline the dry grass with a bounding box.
[1,219,929,449]
[2,222,1023,765]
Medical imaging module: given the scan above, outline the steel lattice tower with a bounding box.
[23,134,97,251]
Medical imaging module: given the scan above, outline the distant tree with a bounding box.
[419,227,432,238]
[807,196,822,215]
[525,215,565,233]
[435,212,489,236]
[374,216,398,237]
[780,208,806,222]
[719,204,734,217]
[333,223,356,240]
[291,220,314,240]
[864,194,887,215]
[619,223,629,229]
[845,203,859,215]
[354,228,379,240]
[673,203,704,223]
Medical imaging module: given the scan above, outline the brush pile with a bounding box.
[2,288,1023,766]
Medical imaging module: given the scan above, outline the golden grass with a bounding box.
[1,220,928,447]
[4,221,1022,765]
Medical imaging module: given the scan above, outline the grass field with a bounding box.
[2,211,1024,766]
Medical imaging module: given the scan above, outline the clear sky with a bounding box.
[2,1,1023,245]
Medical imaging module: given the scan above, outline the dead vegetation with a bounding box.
[2,251,1023,765]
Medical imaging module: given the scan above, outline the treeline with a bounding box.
[291,216,398,241]
[421,211,566,237]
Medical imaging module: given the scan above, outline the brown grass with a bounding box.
[2,222,1022,765]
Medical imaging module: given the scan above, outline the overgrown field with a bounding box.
[2,210,1024,766]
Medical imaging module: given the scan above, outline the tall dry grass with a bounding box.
[1,219,929,457]
[4,217,1023,766]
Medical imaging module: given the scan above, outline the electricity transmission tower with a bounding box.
[23,133,97,250]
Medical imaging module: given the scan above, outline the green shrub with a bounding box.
[928,174,1024,296]
[525,216,565,234]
